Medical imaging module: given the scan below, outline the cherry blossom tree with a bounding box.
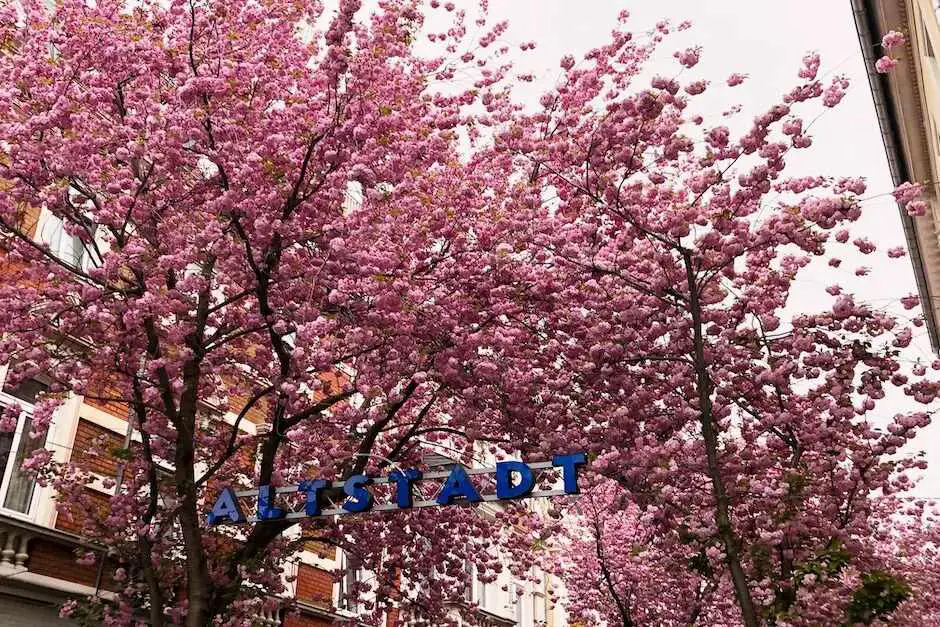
[0,0,543,625]
[555,479,940,626]
[478,19,940,627]
[555,479,719,626]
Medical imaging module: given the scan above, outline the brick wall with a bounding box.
[225,391,269,424]
[0,246,28,283]
[224,368,347,426]
[0,198,41,251]
[304,540,336,561]
[54,487,110,536]
[70,419,124,478]
[82,393,128,421]
[282,613,333,627]
[295,563,334,607]
[28,538,99,587]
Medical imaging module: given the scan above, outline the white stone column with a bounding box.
[14,533,31,567]
[0,530,18,566]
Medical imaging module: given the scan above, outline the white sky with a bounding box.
[480,1,940,497]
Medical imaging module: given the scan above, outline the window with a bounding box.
[336,552,363,613]
[533,592,546,625]
[463,560,473,603]
[479,577,489,608]
[344,181,364,214]
[138,463,176,511]
[343,181,395,215]
[0,377,49,516]
[38,211,101,271]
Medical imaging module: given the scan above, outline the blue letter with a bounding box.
[342,474,373,513]
[496,461,535,499]
[552,453,588,494]
[436,466,481,505]
[298,479,329,516]
[208,487,245,525]
[388,468,423,509]
[257,485,285,520]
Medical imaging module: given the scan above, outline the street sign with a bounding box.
[208,453,587,525]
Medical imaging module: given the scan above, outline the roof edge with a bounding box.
[850,0,940,352]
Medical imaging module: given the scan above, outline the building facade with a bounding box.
[852,0,940,351]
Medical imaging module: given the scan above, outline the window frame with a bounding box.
[335,550,365,615]
[532,590,546,625]
[513,583,524,626]
[478,576,489,608]
[0,387,50,521]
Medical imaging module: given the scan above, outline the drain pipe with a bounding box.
[93,416,135,596]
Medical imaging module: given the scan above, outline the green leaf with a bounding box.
[109,446,133,461]
[844,570,911,625]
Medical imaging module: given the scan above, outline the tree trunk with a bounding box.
[683,252,760,627]
[180,488,211,627]
[138,535,166,627]
[176,395,211,626]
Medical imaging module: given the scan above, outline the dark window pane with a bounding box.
[0,432,14,483]
[2,379,48,405]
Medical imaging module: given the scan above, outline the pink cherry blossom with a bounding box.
[894,181,923,203]
[901,294,921,310]
[822,76,850,107]
[853,237,876,254]
[876,55,899,73]
[907,200,929,216]
[882,30,905,50]
[674,46,702,68]
[799,51,821,79]
[685,80,708,95]
[834,176,867,194]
